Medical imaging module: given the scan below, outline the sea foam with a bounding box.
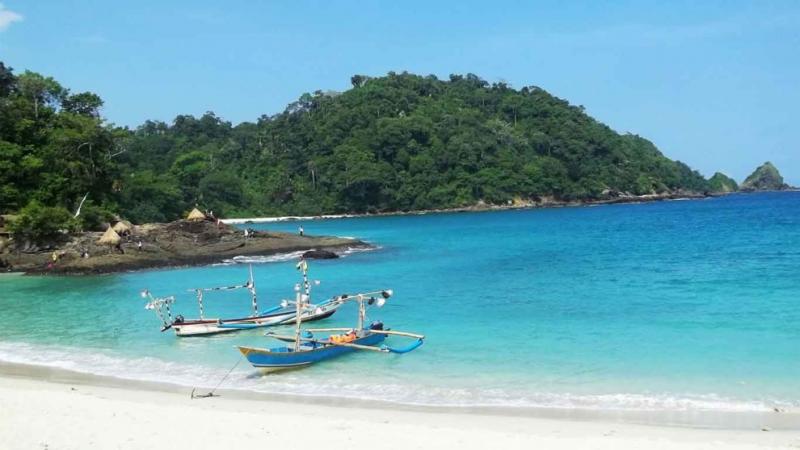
[0,341,792,414]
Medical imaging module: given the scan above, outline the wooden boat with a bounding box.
[237,287,424,372]
[143,262,344,337]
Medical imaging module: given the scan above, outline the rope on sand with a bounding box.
[191,356,243,399]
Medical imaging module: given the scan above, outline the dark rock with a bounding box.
[302,249,339,259]
[3,218,365,274]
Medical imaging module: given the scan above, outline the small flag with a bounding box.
[296,259,308,272]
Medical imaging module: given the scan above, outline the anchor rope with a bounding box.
[194,356,243,399]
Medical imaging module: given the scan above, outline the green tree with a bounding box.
[9,200,77,244]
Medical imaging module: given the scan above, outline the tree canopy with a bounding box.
[708,172,738,193]
[1,64,715,225]
[740,162,789,191]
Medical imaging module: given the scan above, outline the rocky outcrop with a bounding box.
[302,249,339,259]
[740,162,789,192]
[708,172,738,193]
[1,219,368,275]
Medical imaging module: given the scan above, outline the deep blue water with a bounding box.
[1,192,798,411]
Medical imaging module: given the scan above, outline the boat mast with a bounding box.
[293,283,302,351]
[248,264,258,316]
[294,258,309,351]
[301,260,311,300]
[357,295,366,330]
[196,289,204,319]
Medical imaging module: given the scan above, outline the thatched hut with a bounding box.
[187,208,206,221]
[112,220,132,235]
[97,227,121,246]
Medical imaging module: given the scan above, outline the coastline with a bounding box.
[0,362,797,450]
[222,191,713,224]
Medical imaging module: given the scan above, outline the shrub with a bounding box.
[77,201,116,231]
[9,200,77,243]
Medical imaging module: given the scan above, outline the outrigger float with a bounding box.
[237,283,425,372]
[143,262,344,337]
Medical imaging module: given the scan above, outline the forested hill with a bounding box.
[1,64,711,228]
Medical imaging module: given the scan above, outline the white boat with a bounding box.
[143,262,344,337]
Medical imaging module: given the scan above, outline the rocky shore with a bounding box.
[0,219,368,275]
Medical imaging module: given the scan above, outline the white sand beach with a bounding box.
[1,369,798,450]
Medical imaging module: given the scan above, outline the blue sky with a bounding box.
[1,1,798,184]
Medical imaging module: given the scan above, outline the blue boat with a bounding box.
[237,287,424,372]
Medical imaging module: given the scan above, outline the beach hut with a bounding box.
[187,208,206,221]
[112,220,132,235]
[97,226,121,252]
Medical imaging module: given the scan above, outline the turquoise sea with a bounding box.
[1,192,799,413]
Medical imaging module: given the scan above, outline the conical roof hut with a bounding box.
[187,208,206,221]
[112,220,132,234]
[97,227,121,246]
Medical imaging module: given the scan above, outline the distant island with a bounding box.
[0,61,794,267]
[707,162,793,194]
[739,161,791,192]
[708,172,738,193]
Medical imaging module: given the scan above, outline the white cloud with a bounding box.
[0,3,23,31]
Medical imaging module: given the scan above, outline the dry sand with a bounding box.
[1,373,798,450]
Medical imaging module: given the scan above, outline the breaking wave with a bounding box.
[215,246,378,266]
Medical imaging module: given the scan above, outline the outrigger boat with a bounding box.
[143,262,345,337]
[237,284,425,372]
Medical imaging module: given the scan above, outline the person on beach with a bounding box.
[47,251,58,270]
[298,225,304,237]
[137,240,143,251]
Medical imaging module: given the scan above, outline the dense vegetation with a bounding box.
[708,172,738,193]
[1,63,715,232]
[740,162,788,192]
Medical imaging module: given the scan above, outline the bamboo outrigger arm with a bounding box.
[185,264,260,317]
[365,329,425,340]
[304,328,424,340]
[264,332,317,342]
[329,341,390,352]
[333,289,394,302]
[303,327,354,333]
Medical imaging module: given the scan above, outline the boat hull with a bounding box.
[173,313,291,336]
[238,333,386,372]
[172,303,341,336]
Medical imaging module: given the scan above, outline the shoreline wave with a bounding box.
[0,341,792,415]
[214,245,379,266]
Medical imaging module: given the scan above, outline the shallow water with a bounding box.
[1,192,798,412]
